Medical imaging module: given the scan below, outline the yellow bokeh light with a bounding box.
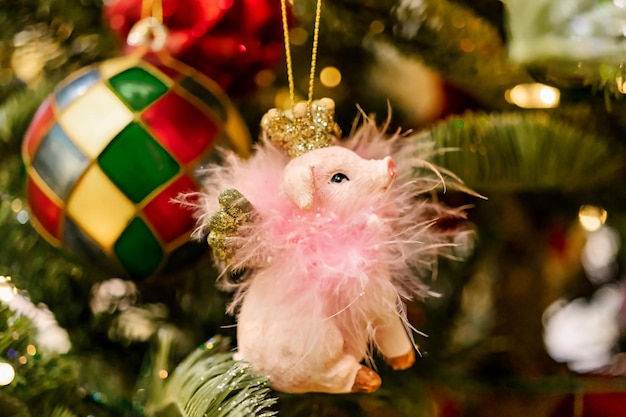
[459,38,475,52]
[289,27,308,46]
[254,69,275,88]
[539,86,557,105]
[158,369,169,379]
[10,198,22,213]
[320,66,341,88]
[369,20,385,34]
[0,276,16,303]
[26,345,36,356]
[617,75,626,94]
[505,83,560,108]
[579,205,608,232]
[274,88,303,110]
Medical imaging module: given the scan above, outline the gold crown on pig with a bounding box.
[261,97,342,158]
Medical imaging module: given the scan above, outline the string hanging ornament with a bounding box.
[191,0,474,394]
[260,0,341,158]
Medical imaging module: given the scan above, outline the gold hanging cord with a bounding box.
[141,0,163,22]
[280,0,324,109]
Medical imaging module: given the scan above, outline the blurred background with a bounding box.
[1,0,626,416]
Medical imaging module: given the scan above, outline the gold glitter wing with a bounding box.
[207,189,256,263]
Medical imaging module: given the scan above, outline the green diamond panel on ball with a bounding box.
[108,67,169,111]
[114,217,164,279]
[98,122,180,203]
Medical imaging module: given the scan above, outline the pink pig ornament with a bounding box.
[191,99,473,394]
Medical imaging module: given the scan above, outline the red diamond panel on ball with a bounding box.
[142,174,198,244]
[141,90,219,165]
[23,97,55,161]
[26,176,62,242]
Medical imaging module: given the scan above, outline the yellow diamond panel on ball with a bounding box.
[224,105,252,158]
[98,54,149,80]
[57,82,134,159]
[66,165,136,252]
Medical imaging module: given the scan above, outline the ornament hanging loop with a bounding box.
[127,0,167,51]
[127,16,168,51]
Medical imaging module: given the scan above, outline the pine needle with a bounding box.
[415,111,624,192]
[50,406,78,417]
[151,335,277,417]
[0,304,82,417]
[0,83,54,149]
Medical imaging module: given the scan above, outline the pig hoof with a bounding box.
[386,349,415,370]
[351,365,381,393]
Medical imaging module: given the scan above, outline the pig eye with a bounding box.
[330,172,350,183]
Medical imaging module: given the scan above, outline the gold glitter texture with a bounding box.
[261,97,341,158]
[207,189,255,262]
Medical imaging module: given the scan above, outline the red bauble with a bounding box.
[104,0,285,96]
[550,392,626,417]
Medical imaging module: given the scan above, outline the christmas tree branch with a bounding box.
[0,303,82,417]
[415,110,625,192]
[50,406,79,417]
[146,334,277,417]
[0,84,53,152]
[326,0,534,110]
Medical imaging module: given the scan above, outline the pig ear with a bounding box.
[283,164,314,210]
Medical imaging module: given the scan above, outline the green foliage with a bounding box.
[49,407,78,417]
[0,84,53,150]
[506,0,626,94]
[0,0,118,90]
[418,110,625,192]
[0,303,81,417]
[325,0,532,111]
[2,0,626,415]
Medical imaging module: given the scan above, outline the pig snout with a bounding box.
[360,156,396,193]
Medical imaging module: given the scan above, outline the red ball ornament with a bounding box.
[104,0,285,96]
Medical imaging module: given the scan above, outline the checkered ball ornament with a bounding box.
[22,51,251,280]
